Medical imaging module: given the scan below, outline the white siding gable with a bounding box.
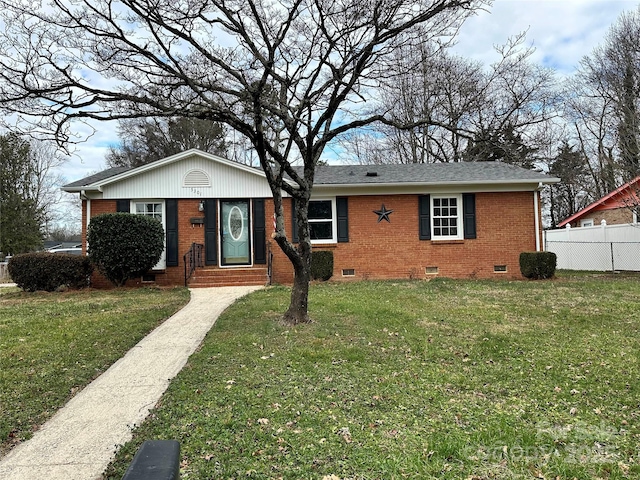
[101,154,274,199]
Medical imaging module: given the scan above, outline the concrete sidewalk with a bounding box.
[0,286,262,480]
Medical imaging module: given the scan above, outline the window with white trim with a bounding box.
[579,218,594,227]
[432,195,463,240]
[134,202,163,222]
[308,199,336,243]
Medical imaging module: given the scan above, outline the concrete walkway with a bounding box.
[0,286,262,480]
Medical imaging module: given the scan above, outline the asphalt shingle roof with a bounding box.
[64,160,556,189]
[63,167,132,188]
[307,162,554,185]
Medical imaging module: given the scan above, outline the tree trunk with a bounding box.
[282,256,311,325]
[272,191,313,326]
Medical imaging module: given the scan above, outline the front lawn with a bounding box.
[0,287,190,457]
[104,277,640,479]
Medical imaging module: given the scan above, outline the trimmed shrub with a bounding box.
[8,252,93,292]
[87,213,164,287]
[519,251,557,279]
[311,250,334,281]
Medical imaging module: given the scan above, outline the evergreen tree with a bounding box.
[0,134,44,254]
[106,117,228,168]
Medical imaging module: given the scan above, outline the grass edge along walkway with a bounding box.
[0,287,190,457]
[104,277,640,480]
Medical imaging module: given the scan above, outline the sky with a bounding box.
[49,0,640,228]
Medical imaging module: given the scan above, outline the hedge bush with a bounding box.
[311,250,334,281]
[8,252,93,292]
[519,251,557,279]
[87,213,165,286]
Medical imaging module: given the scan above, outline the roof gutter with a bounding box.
[62,185,101,193]
[313,178,560,189]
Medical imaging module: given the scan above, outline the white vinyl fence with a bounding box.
[544,222,640,271]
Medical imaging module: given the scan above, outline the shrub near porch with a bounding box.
[105,277,640,479]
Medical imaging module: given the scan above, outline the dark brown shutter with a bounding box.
[116,199,130,212]
[204,199,218,265]
[166,199,178,267]
[253,199,266,264]
[337,197,349,243]
[463,193,477,239]
[419,195,431,240]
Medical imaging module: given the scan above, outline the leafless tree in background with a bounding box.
[340,33,559,166]
[566,7,640,208]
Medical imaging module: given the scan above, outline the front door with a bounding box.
[220,200,251,266]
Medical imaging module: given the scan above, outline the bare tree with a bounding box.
[570,7,640,191]
[564,72,618,199]
[27,140,68,232]
[547,141,591,227]
[0,0,488,324]
[340,33,559,165]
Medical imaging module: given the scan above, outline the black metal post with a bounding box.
[610,242,615,273]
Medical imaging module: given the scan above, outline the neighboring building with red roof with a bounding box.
[557,177,640,228]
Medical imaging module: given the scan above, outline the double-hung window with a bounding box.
[134,202,163,222]
[432,195,463,240]
[308,199,336,243]
[293,197,347,244]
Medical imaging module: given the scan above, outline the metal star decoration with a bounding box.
[373,204,393,223]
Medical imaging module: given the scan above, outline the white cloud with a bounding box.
[454,0,638,73]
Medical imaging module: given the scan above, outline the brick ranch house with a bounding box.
[62,149,559,287]
[557,176,640,228]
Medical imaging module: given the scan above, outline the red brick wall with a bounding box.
[87,199,206,288]
[266,199,294,284]
[269,192,537,283]
[85,191,538,287]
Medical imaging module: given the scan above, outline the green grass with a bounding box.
[0,287,190,456]
[99,277,637,479]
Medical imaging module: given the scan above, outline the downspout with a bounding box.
[81,190,90,254]
[534,183,542,252]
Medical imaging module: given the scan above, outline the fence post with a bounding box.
[610,242,615,273]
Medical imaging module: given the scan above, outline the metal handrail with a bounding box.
[183,243,204,286]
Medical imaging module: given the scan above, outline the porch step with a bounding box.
[188,267,269,288]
